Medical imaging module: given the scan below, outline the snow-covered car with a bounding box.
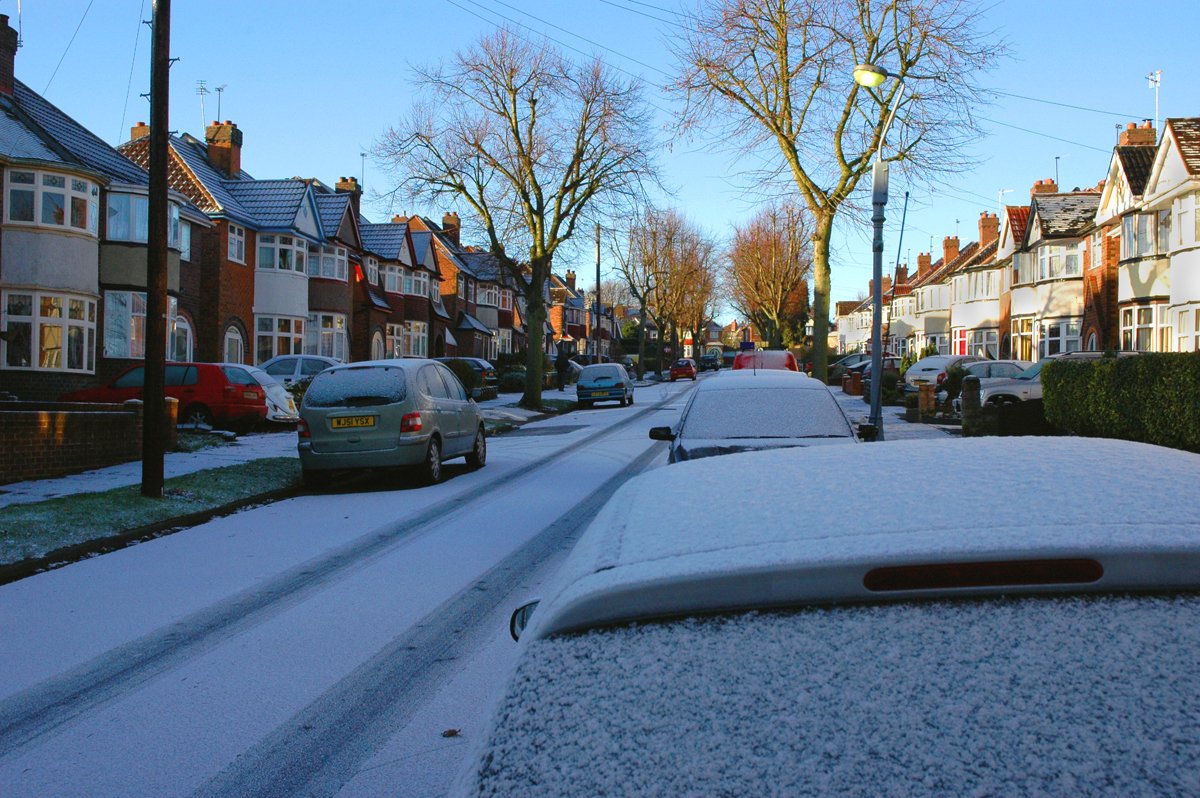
[575,364,633,408]
[649,370,857,463]
[240,364,299,423]
[458,437,1200,797]
[902,354,984,393]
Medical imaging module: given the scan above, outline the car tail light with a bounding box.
[935,371,947,384]
[401,412,422,433]
[297,419,310,438]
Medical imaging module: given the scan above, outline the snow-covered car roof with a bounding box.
[523,437,1200,640]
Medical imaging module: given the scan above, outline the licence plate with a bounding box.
[332,416,375,429]
[243,391,259,399]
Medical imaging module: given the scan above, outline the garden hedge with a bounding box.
[1042,353,1200,452]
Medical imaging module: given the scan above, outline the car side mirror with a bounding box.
[857,422,878,442]
[648,426,676,441]
[510,600,540,641]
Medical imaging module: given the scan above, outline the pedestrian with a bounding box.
[555,350,570,391]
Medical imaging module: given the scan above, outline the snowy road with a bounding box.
[0,378,699,798]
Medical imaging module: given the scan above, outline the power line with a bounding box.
[118,0,147,142]
[993,90,1141,119]
[980,116,1111,154]
[596,0,680,26]
[43,0,96,95]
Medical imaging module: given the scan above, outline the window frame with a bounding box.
[5,168,99,235]
[257,234,308,273]
[228,224,247,264]
[306,312,348,360]
[255,315,306,364]
[2,290,98,372]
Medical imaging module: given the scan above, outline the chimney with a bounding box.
[565,270,577,291]
[1118,121,1156,147]
[895,264,908,286]
[392,214,407,225]
[205,120,243,178]
[0,15,18,97]
[335,176,361,221]
[917,252,932,277]
[881,276,892,295]
[441,211,461,247]
[868,279,874,297]
[130,121,151,142]
[1031,178,1058,197]
[942,236,960,264]
[978,211,999,247]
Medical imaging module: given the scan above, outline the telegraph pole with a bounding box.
[142,0,170,497]
[595,222,601,361]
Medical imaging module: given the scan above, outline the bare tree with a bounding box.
[376,28,658,408]
[673,0,999,379]
[726,203,813,349]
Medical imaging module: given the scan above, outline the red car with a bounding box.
[61,362,267,429]
[669,358,698,381]
[732,350,800,372]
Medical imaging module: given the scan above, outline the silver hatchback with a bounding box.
[297,359,486,487]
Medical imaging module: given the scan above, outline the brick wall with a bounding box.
[0,401,143,484]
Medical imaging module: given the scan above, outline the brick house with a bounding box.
[948,213,1004,358]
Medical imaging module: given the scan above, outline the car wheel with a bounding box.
[691,375,697,381]
[628,392,634,405]
[670,376,676,382]
[421,437,443,485]
[466,427,487,469]
[579,400,592,408]
[181,403,214,429]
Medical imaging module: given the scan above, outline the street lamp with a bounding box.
[853,62,906,442]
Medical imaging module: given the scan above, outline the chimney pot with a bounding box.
[0,14,18,98]
[205,120,243,178]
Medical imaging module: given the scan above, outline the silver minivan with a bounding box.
[297,359,485,486]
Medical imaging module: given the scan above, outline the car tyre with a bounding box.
[628,392,634,405]
[619,395,627,407]
[579,400,592,408]
[181,403,214,429]
[466,427,487,469]
[421,437,443,485]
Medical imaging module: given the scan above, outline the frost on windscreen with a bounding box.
[304,366,407,408]
[681,388,850,439]
[581,365,621,381]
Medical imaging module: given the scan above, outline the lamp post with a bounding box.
[852,62,906,442]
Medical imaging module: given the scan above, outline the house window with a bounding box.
[498,328,512,354]
[480,285,499,307]
[457,275,465,299]
[255,315,305,363]
[371,331,385,360]
[1177,307,1200,353]
[968,329,998,359]
[2,291,97,372]
[224,326,245,363]
[1121,306,1168,352]
[258,235,307,272]
[952,328,967,356]
[1122,213,1163,259]
[1039,318,1081,357]
[410,269,429,297]
[386,323,404,357]
[366,257,379,285]
[172,316,193,361]
[467,280,476,304]
[308,244,348,280]
[228,224,246,263]
[500,290,513,311]
[405,321,428,357]
[5,169,99,234]
[307,313,348,360]
[384,265,402,293]
[1011,317,1034,362]
[180,221,192,261]
[103,291,178,360]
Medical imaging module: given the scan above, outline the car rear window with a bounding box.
[581,365,621,381]
[304,366,407,408]
[165,365,196,386]
[263,359,296,377]
[681,387,850,439]
[469,593,1200,796]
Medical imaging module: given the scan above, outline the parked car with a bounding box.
[297,359,485,487]
[826,352,873,384]
[259,354,341,386]
[977,352,1136,406]
[698,353,722,372]
[669,358,698,381]
[575,364,634,408]
[571,354,611,366]
[240,364,299,423]
[951,359,1034,411]
[61,362,266,429]
[463,437,1200,797]
[902,354,984,393]
[434,356,498,387]
[859,356,903,399]
[732,349,800,372]
[649,371,858,463]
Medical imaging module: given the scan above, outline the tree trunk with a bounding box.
[810,213,834,382]
[521,255,551,410]
[636,298,647,380]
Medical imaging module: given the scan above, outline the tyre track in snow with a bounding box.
[0,383,694,758]
[189,441,666,798]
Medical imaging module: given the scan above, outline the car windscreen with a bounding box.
[470,593,1200,796]
[581,365,621,382]
[681,387,851,439]
[304,366,407,408]
[1019,361,1048,379]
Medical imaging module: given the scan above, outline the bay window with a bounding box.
[103,290,178,360]
[255,315,305,363]
[5,169,99,234]
[2,291,96,372]
[258,235,307,272]
[1122,213,1165,259]
[410,269,429,297]
[968,330,998,359]
[500,289,513,311]
[952,328,967,355]
[386,323,404,357]
[480,284,499,306]
[405,321,428,357]
[402,268,414,295]
[384,265,402,293]
[1121,306,1168,352]
[498,328,512,354]
[1177,307,1200,353]
[1011,317,1034,362]
[365,257,379,285]
[1039,318,1081,357]
[308,244,348,280]
[180,221,192,261]
[107,194,180,246]
[307,313,348,360]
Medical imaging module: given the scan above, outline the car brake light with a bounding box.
[297,419,310,438]
[935,371,946,384]
[401,412,422,433]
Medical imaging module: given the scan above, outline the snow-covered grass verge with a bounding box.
[0,457,300,566]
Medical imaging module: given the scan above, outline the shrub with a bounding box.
[941,363,967,404]
[1042,353,1200,452]
[444,359,481,393]
[905,393,919,409]
[881,371,902,404]
[499,370,526,393]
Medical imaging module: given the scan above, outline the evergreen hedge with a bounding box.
[1042,353,1200,452]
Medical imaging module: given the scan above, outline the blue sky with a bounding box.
[6,0,1198,312]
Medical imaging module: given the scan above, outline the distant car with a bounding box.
[434,356,498,387]
[259,354,341,386]
[463,437,1200,797]
[240,364,299,423]
[951,359,1034,411]
[575,364,634,408]
[826,352,872,384]
[297,359,485,487]
[859,356,903,399]
[61,362,266,430]
[902,354,984,393]
[649,370,858,463]
[698,353,722,372]
[571,354,611,366]
[732,349,800,372]
[669,358,698,381]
